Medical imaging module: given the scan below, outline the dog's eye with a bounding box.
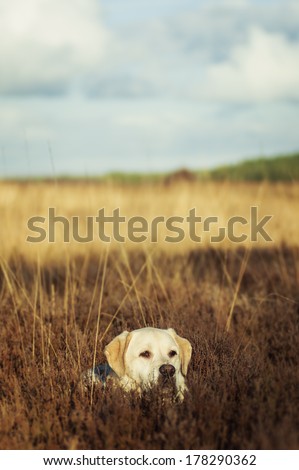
[140,351,151,358]
[169,350,177,357]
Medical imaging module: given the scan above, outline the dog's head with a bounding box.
[104,327,192,398]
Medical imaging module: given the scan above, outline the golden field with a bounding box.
[1,179,299,261]
[0,180,298,449]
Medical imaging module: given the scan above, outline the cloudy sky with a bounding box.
[1,0,299,177]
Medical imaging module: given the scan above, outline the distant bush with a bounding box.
[103,171,165,184]
[207,153,299,182]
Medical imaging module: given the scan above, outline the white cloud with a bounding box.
[87,2,299,102]
[0,0,107,94]
[199,28,299,102]
[1,0,299,177]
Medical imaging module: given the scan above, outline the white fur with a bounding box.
[104,327,192,401]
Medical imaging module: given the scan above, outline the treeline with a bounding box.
[205,153,299,181]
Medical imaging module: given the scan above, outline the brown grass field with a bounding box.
[0,180,298,449]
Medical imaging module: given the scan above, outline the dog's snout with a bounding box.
[159,364,175,377]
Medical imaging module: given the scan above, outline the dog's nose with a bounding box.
[159,364,175,377]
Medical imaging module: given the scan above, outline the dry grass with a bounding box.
[1,179,299,260]
[0,180,298,449]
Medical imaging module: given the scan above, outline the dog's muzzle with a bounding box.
[159,364,175,378]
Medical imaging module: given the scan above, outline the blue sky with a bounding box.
[0,0,299,177]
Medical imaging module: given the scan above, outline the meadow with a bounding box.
[0,178,298,449]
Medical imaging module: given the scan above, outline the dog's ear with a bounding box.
[167,328,192,376]
[104,331,131,377]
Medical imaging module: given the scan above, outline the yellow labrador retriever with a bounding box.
[86,327,192,402]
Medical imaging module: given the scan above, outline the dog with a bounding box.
[84,327,192,402]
